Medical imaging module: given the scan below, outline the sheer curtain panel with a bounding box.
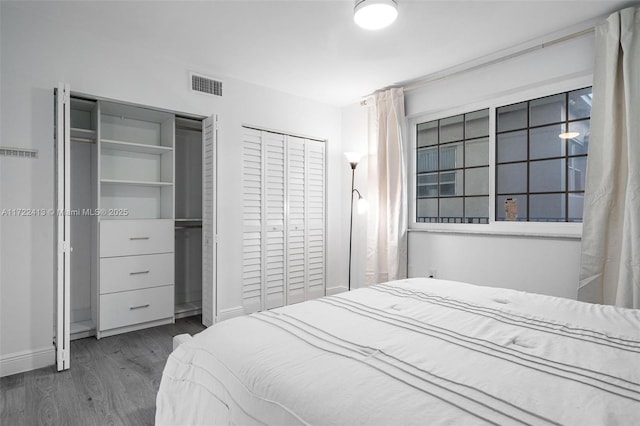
[366,88,408,285]
[579,7,640,308]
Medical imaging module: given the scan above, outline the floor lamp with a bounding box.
[345,152,368,291]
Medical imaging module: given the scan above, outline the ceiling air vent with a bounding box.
[190,72,223,97]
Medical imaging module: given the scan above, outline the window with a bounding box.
[416,109,489,224]
[495,87,591,222]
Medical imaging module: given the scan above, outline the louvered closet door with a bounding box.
[241,128,263,313]
[202,115,217,326]
[263,133,286,309]
[306,139,326,300]
[287,136,306,304]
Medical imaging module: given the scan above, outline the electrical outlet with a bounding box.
[428,269,436,279]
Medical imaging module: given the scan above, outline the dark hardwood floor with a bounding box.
[0,316,206,426]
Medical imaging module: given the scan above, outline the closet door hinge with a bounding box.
[59,241,71,253]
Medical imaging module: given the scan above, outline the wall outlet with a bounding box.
[428,269,436,279]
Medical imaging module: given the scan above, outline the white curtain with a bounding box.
[366,88,407,285]
[578,7,640,308]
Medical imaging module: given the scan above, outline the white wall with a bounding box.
[0,2,345,375]
[405,34,595,299]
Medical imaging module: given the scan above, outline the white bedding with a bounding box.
[156,278,640,425]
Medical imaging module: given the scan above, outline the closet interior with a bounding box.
[67,95,204,340]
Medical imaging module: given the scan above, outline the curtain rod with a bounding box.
[360,25,595,105]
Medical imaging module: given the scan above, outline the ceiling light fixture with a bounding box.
[559,132,580,139]
[354,0,398,30]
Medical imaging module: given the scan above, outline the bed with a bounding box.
[156,278,640,425]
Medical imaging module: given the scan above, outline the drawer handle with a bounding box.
[130,304,150,310]
[129,237,150,241]
[130,270,150,275]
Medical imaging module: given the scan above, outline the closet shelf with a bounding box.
[100,179,173,187]
[101,139,173,155]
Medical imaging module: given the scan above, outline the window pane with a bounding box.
[497,102,527,132]
[497,130,527,163]
[417,147,438,172]
[417,121,438,147]
[465,137,488,167]
[440,115,464,143]
[530,93,565,127]
[417,173,438,197]
[568,193,584,222]
[415,108,491,225]
[568,120,590,155]
[530,159,566,192]
[439,197,463,221]
[530,193,565,222]
[568,157,587,191]
[496,195,527,221]
[530,124,565,159]
[465,196,489,222]
[465,167,489,196]
[465,110,489,139]
[416,198,438,222]
[497,163,527,194]
[569,87,592,120]
[439,142,463,169]
[440,170,463,196]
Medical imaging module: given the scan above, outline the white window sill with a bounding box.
[409,222,582,240]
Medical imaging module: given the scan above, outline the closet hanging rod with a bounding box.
[70,137,96,144]
[175,124,202,132]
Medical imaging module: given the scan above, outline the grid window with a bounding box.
[416,109,489,224]
[496,87,591,222]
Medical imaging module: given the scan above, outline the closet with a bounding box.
[174,117,204,319]
[241,127,326,314]
[54,83,216,369]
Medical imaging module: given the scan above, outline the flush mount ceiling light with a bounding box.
[559,132,580,139]
[354,0,398,30]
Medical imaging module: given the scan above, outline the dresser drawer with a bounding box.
[100,253,174,294]
[99,286,173,331]
[100,219,174,257]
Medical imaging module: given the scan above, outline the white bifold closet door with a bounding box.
[286,136,306,304]
[305,139,325,300]
[202,115,217,327]
[264,132,286,309]
[55,82,71,371]
[241,127,325,313]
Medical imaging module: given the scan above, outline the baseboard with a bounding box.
[326,285,348,296]
[216,306,245,322]
[0,346,55,377]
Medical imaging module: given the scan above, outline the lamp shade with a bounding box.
[344,152,363,165]
[354,0,398,30]
[357,197,369,214]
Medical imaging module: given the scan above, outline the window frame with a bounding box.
[415,109,490,224]
[408,75,590,238]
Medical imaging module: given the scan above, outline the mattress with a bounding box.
[156,278,640,425]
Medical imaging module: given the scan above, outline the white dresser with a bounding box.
[98,220,175,337]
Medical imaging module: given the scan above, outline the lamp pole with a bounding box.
[348,161,357,291]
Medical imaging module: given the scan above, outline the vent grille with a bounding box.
[0,147,38,159]
[191,73,223,96]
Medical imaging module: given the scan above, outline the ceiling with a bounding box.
[20,0,634,106]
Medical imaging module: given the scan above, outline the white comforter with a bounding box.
[156,278,640,425]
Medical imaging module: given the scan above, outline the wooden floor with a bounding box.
[0,316,206,426]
